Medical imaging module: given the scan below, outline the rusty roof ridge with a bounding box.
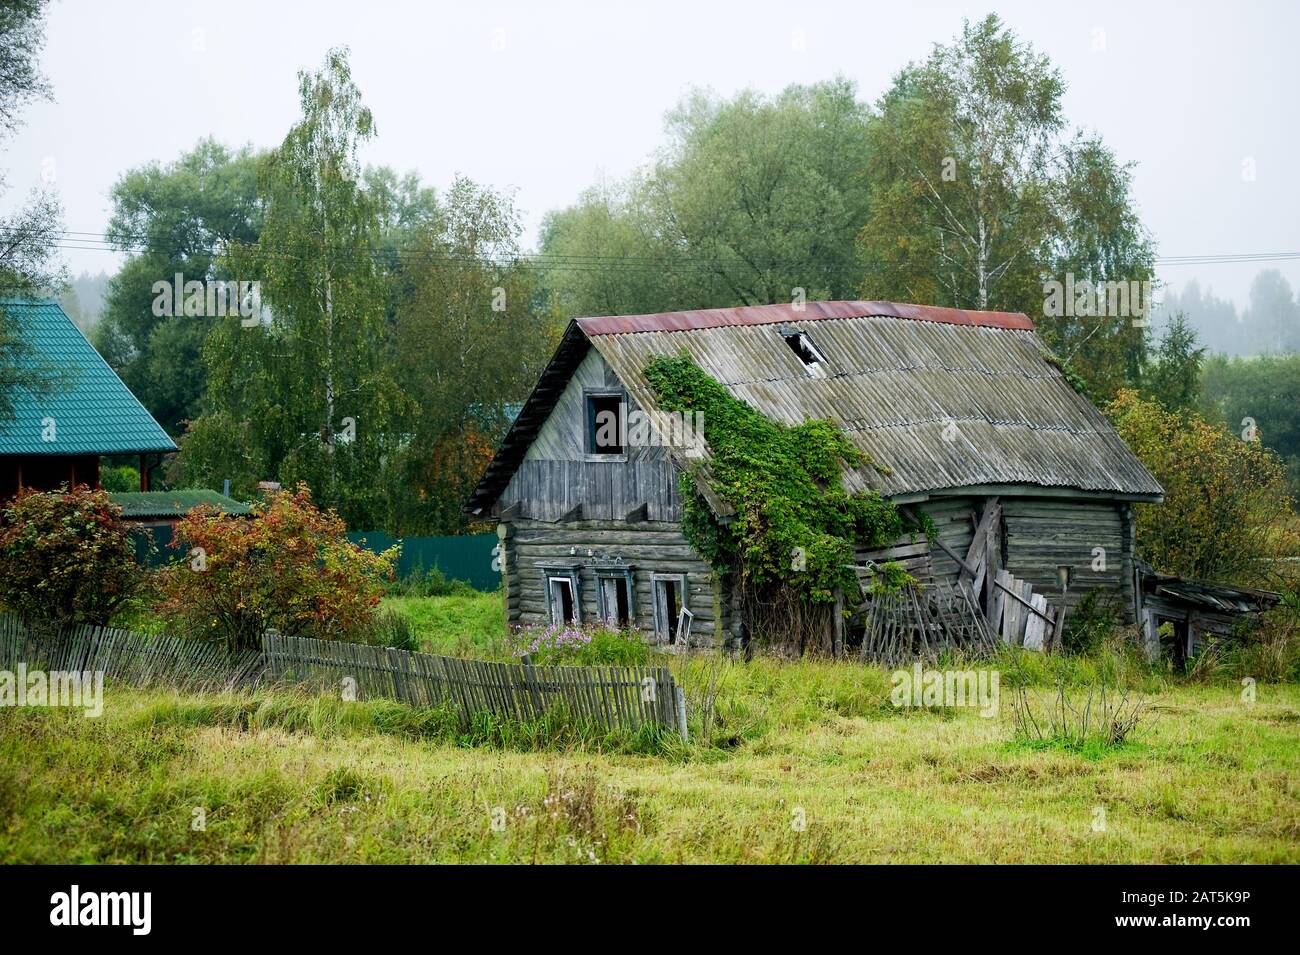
[576,300,1035,336]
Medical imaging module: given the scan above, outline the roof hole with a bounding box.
[781,330,827,376]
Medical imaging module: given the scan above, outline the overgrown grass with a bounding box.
[2,675,1295,863]
[4,593,1297,863]
[381,591,506,657]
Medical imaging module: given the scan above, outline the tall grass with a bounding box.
[134,686,680,756]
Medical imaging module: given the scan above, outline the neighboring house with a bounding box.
[109,490,253,567]
[0,298,176,497]
[109,489,253,528]
[467,300,1165,650]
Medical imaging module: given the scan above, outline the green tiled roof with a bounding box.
[0,298,176,455]
[109,490,252,519]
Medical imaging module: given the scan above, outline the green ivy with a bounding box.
[644,353,910,603]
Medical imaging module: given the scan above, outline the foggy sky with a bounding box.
[6,0,1298,311]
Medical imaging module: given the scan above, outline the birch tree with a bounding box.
[858,14,1154,398]
[191,49,399,527]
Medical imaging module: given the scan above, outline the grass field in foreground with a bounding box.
[2,660,1296,863]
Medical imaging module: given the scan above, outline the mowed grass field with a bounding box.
[0,592,1297,864]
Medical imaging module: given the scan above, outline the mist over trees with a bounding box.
[58,271,110,331]
[1154,270,1300,359]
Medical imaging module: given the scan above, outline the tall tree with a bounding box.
[94,139,263,433]
[1143,312,1205,412]
[540,79,874,318]
[0,0,62,422]
[857,14,1154,399]
[184,49,398,529]
[392,177,555,533]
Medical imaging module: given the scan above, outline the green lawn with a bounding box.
[382,591,507,657]
[1,592,1296,863]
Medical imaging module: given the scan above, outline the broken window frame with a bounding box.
[651,572,688,646]
[539,563,583,625]
[779,326,828,378]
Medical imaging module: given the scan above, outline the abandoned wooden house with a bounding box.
[466,300,1166,652]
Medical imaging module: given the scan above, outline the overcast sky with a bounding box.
[5,0,1299,310]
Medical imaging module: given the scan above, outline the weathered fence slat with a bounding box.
[0,614,687,740]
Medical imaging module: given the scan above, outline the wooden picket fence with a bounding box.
[0,615,688,741]
[262,632,686,740]
[0,615,262,690]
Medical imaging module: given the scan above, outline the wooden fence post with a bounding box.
[674,685,689,744]
[386,647,408,703]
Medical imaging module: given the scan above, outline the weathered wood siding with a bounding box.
[1001,497,1134,622]
[499,519,726,648]
[497,350,682,522]
[859,495,1135,624]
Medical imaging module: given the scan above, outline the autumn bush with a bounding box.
[155,484,397,651]
[0,485,143,629]
[1107,389,1298,589]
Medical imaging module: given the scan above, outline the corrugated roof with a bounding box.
[0,299,176,456]
[468,300,1163,512]
[577,299,1036,335]
[109,490,252,519]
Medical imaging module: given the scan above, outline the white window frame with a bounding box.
[651,572,689,646]
[539,564,582,625]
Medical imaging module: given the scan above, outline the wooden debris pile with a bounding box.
[858,579,999,666]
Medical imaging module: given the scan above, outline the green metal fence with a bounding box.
[348,530,500,591]
[130,525,500,592]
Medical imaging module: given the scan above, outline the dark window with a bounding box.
[586,394,625,454]
[548,576,576,624]
[782,331,826,375]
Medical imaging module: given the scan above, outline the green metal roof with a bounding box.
[0,298,176,455]
[109,490,252,519]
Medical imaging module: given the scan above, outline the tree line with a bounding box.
[3,9,1297,534]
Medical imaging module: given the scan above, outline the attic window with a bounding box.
[586,393,625,454]
[782,330,827,377]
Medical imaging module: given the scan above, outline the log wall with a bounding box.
[499,519,727,648]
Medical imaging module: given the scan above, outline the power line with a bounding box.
[8,226,1300,276]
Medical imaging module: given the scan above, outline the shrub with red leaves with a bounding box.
[0,485,142,628]
[155,483,397,651]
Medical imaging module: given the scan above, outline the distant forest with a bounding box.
[1151,269,1300,357]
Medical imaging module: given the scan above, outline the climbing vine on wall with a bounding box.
[644,353,911,604]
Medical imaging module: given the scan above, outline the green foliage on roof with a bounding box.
[0,299,175,456]
[643,352,911,603]
[108,490,251,519]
